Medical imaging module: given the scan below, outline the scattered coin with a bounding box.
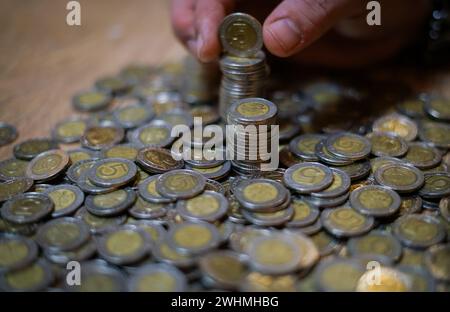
[0,158,28,181]
[325,132,371,161]
[424,244,450,282]
[314,258,366,292]
[1,192,54,224]
[0,259,54,292]
[81,126,124,150]
[52,117,88,143]
[311,168,351,198]
[424,98,450,121]
[102,143,139,161]
[418,172,450,199]
[0,234,38,273]
[136,147,184,173]
[45,184,84,217]
[350,185,401,217]
[347,231,402,262]
[75,207,127,234]
[374,163,424,193]
[85,188,136,216]
[372,113,418,141]
[113,104,154,129]
[26,149,70,182]
[13,138,58,160]
[156,169,206,200]
[0,122,18,147]
[166,221,220,255]
[129,196,169,219]
[321,206,374,238]
[72,90,112,112]
[128,263,187,292]
[418,121,450,149]
[284,162,333,194]
[393,214,445,249]
[402,142,441,169]
[289,134,324,161]
[233,178,288,210]
[87,158,137,188]
[285,197,320,227]
[176,191,228,222]
[367,132,408,157]
[0,177,34,202]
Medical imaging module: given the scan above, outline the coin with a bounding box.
[370,156,404,174]
[0,234,38,273]
[205,179,226,194]
[96,224,150,265]
[418,172,450,199]
[112,104,154,129]
[0,158,28,181]
[0,259,53,292]
[187,161,231,180]
[393,214,445,249]
[350,185,401,217]
[284,162,333,194]
[374,163,424,193]
[241,272,298,292]
[131,220,166,244]
[284,230,320,269]
[52,117,88,143]
[44,239,96,265]
[367,132,408,157]
[227,97,277,125]
[25,149,70,182]
[372,113,418,141]
[289,134,325,161]
[219,12,263,57]
[314,258,366,291]
[396,98,426,118]
[67,148,98,164]
[285,197,320,227]
[325,132,371,160]
[314,140,354,166]
[138,175,174,204]
[102,143,139,161]
[241,204,294,226]
[0,177,34,202]
[72,90,112,112]
[424,98,450,121]
[87,158,137,188]
[136,147,184,173]
[152,240,196,269]
[424,244,450,282]
[85,188,136,216]
[75,207,127,234]
[176,191,228,222]
[397,265,436,292]
[311,168,351,198]
[356,266,412,292]
[156,169,206,200]
[321,206,374,238]
[129,196,169,219]
[130,121,174,148]
[418,121,450,149]
[402,142,441,169]
[13,138,58,160]
[233,178,288,210]
[77,170,117,195]
[36,217,90,252]
[44,184,84,218]
[304,192,350,209]
[0,122,18,147]
[1,192,53,224]
[81,126,124,151]
[166,221,220,255]
[347,231,402,262]
[128,263,187,292]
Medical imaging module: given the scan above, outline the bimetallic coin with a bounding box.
[334,160,371,181]
[102,143,139,161]
[85,188,136,216]
[66,159,96,183]
[286,197,320,227]
[166,221,220,255]
[419,121,450,149]
[393,214,445,249]
[138,175,174,204]
[233,178,288,210]
[424,244,450,282]
[177,191,228,222]
[52,117,88,143]
[13,138,58,160]
[347,231,402,262]
[310,231,341,257]
[81,126,124,151]
[0,122,18,146]
[129,196,169,219]
[0,177,33,202]
[0,158,28,180]
[396,98,426,118]
[397,265,436,292]
[72,90,112,112]
[96,224,150,265]
[289,134,325,161]
[356,266,412,292]
[67,148,98,164]
[112,104,154,129]
[0,234,38,273]
[75,207,127,234]
[370,156,404,175]
[325,132,371,160]
[156,169,206,200]
[284,162,333,194]
[240,272,298,292]
[130,121,174,148]
[36,217,90,252]
[311,168,351,198]
[284,230,320,269]
[77,171,117,195]
[0,259,53,292]
[136,147,184,174]
[45,184,84,218]
[219,13,263,57]
[315,140,354,166]
[374,163,424,193]
[418,172,450,199]
[321,206,374,238]
[152,240,196,269]
[425,98,450,121]
[1,192,53,224]
[227,98,277,124]
[87,158,137,188]
[242,204,294,226]
[350,185,401,217]
[314,258,366,292]
[367,132,408,157]
[440,197,450,222]
[372,113,418,141]
[128,263,187,292]
[403,142,441,169]
[26,149,70,182]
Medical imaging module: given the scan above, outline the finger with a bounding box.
[263,0,364,57]
[194,0,235,62]
[170,0,197,53]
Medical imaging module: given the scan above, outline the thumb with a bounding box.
[263,0,363,57]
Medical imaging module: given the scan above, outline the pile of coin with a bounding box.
[218,13,268,119]
[0,12,450,293]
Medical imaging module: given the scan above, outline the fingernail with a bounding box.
[268,18,302,53]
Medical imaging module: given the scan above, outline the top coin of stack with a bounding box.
[218,13,268,119]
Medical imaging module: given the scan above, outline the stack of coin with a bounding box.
[218,13,268,119]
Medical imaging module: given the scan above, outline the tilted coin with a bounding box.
[233,178,288,210]
[304,192,350,209]
[314,258,366,292]
[356,266,412,292]
[315,140,354,166]
[75,207,127,234]
[112,104,154,129]
[369,156,404,174]
[350,185,401,217]
[285,197,320,227]
[96,224,150,265]
[374,163,424,193]
[424,98,450,121]
[44,239,96,265]
[418,172,450,199]
[219,12,263,57]
[310,231,341,257]
[284,162,333,194]
[188,161,231,180]
[81,126,124,151]
[131,220,166,244]
[152,240,196,269]
[321,206,374,238]
[325,132,371,161]
[136,147,184,174]
[66,159,96,183]
[87,158,137,188]
[0,177,33,202]
[0,158,28,180]
[399,195,422,216]
[128,263,187,292]
[176,191,228,222]
[397,265,436,292]
[242,204,294,226]
[403,142,441,169]
[424,244,450,282]
[85,188,136,216]
[1,192,54,224]
[439,197,450,222]
[36,217,90,252]
[156,169,206,200]
[310,168,351,198]
[26,149,70,182]
[0,259,53,292]
[393,214,445,249]
[289,134,325,161]
[95,76,130,95]
[129,121,174,148]
[0,122,18,147]
[76,171,117,195]
[0,234,38,273]
[240,272,298,292]
[67,148,98,164]
[129,196,169,219]
[102,143,139,161]
[44,184,84,218]
[138,175,174,204]
[418,121,450,149]
[166,221,220,255]
[367,132,408,157]
[372,113,418,141]
[52,117,88,143]
[72,90,112,112]
[13,138,58,160]
[347,231,402,262]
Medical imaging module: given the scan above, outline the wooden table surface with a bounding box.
[1,0,450,161]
